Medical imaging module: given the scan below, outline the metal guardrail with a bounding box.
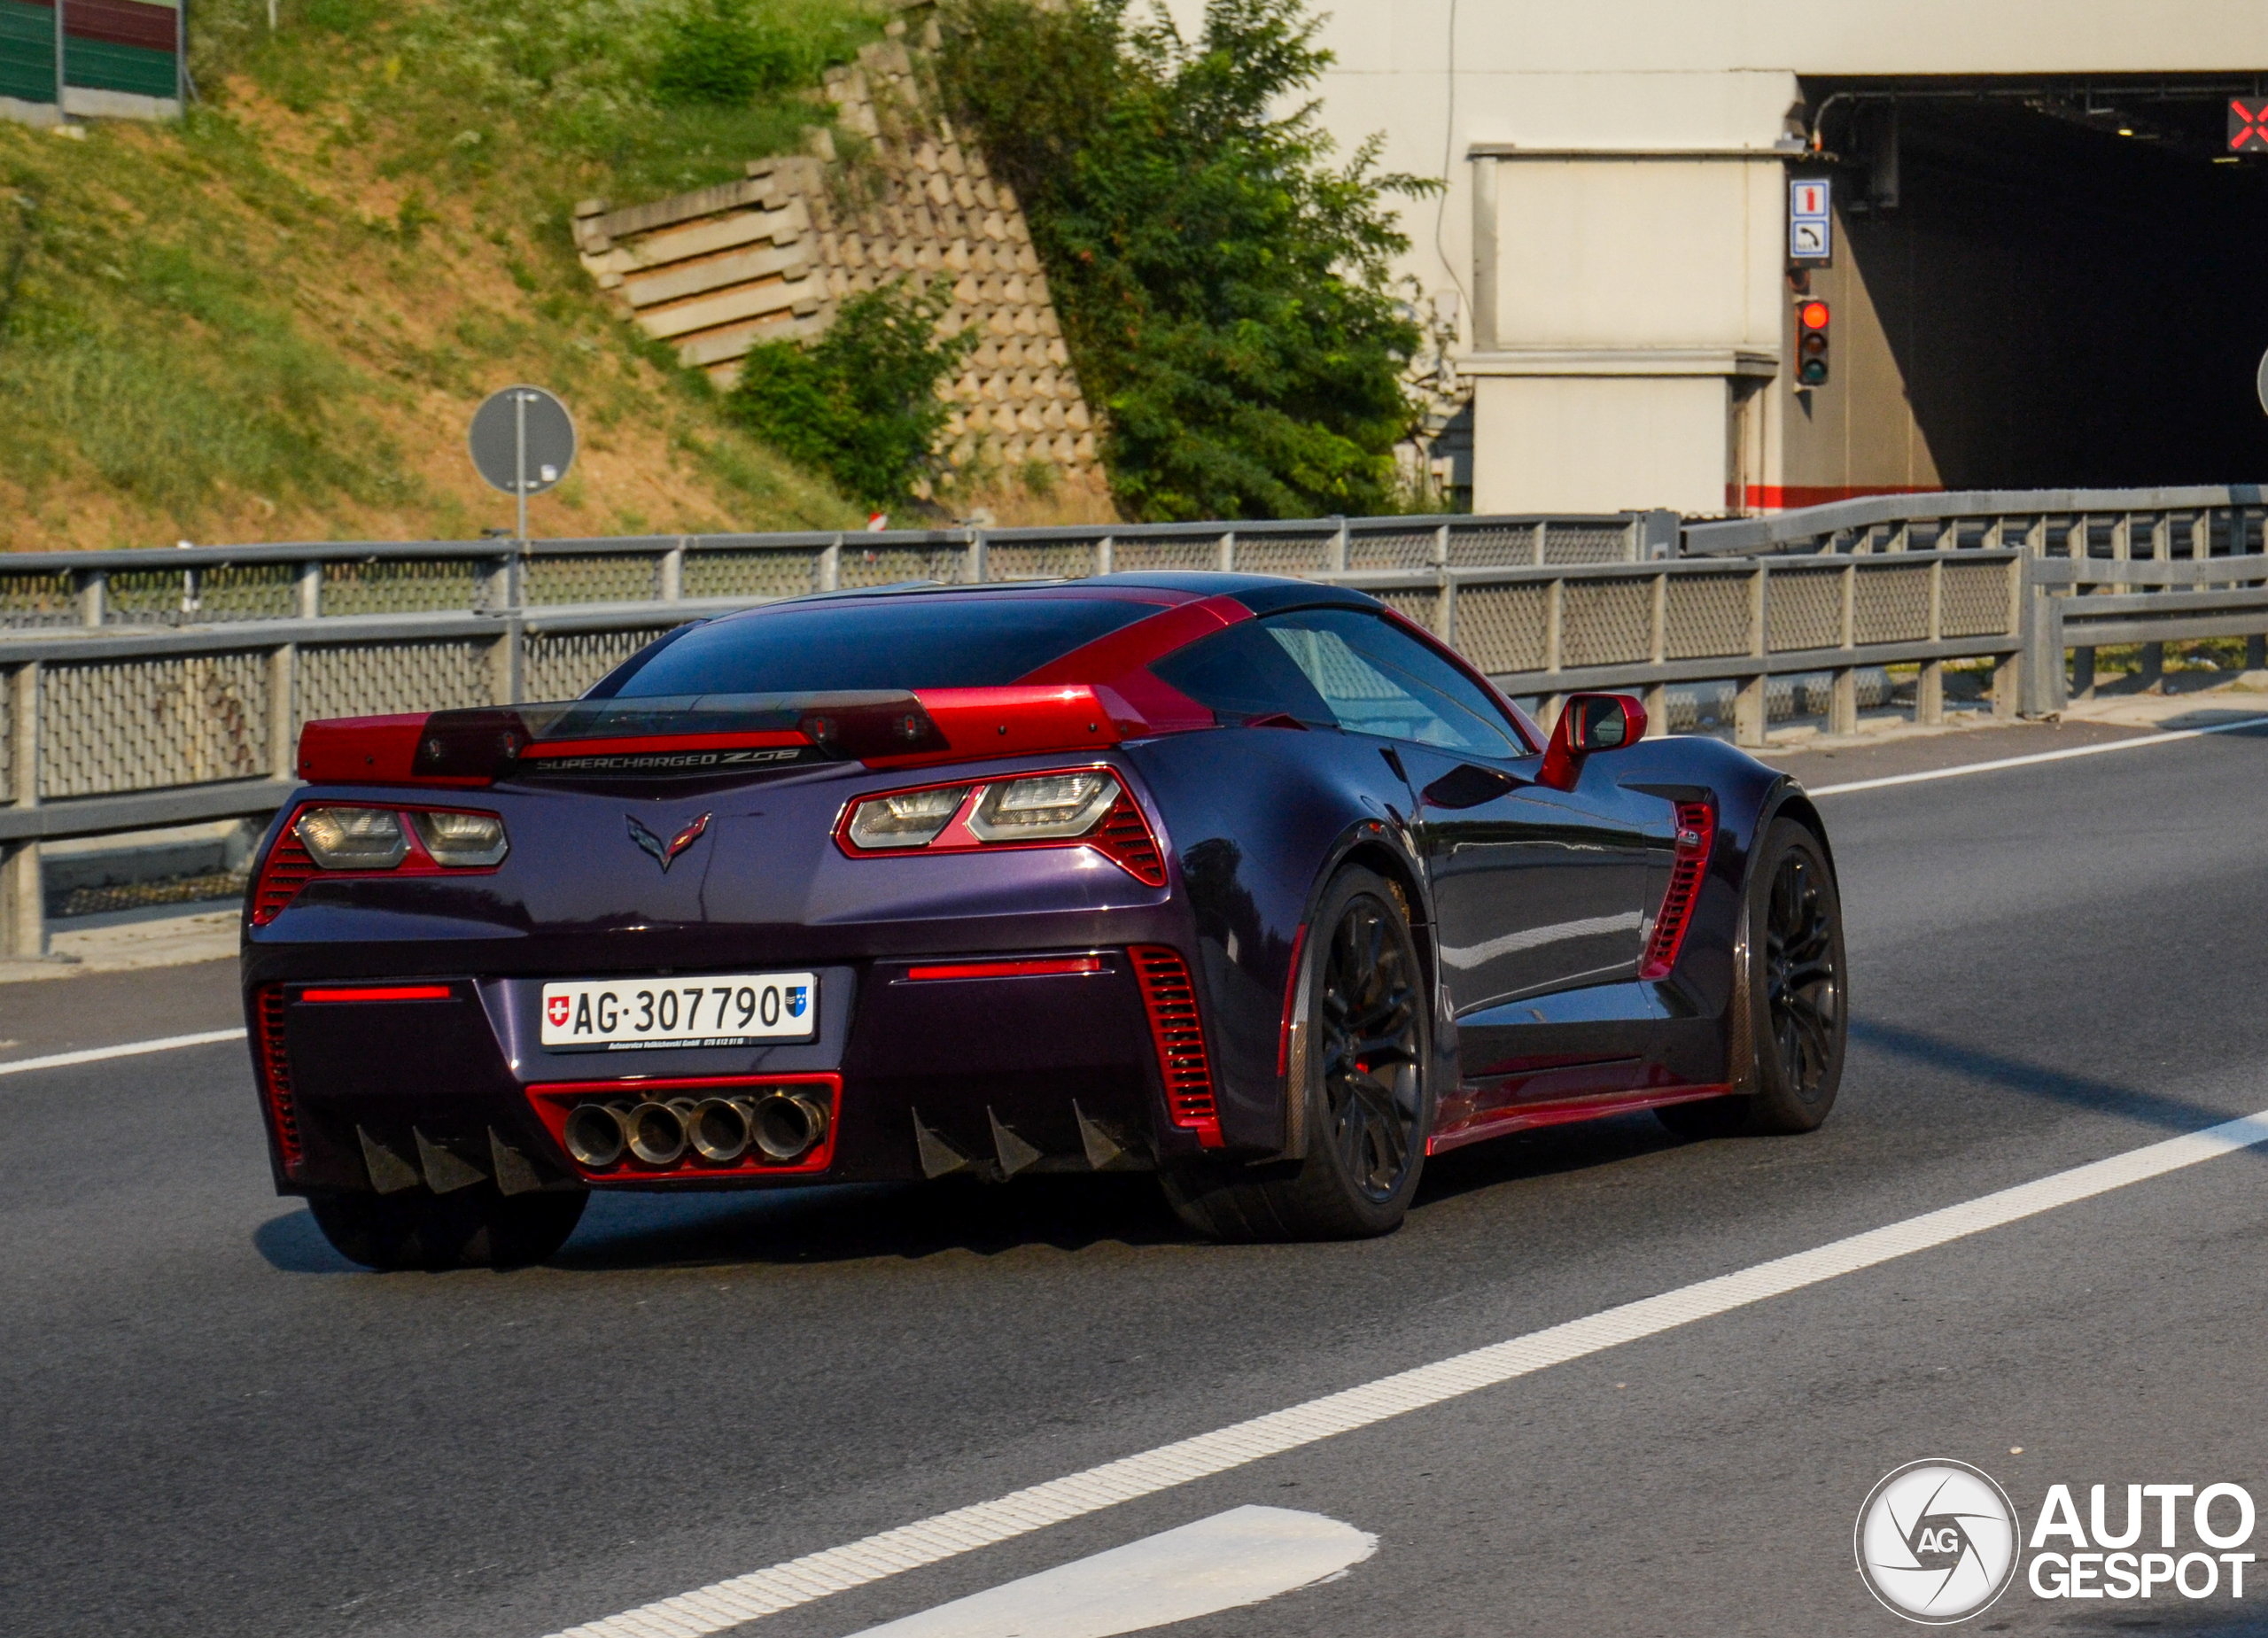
[7,486,2267,961]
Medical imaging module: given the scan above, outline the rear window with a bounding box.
[588,596,1161,698]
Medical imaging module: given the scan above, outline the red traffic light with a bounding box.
[1798,300,1830,330]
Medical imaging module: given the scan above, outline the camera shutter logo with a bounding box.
[1855,1460,2021,1624]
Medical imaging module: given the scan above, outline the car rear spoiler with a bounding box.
[293,685,1157,787]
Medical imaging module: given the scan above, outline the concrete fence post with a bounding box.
[3,660,44,960]
[1734,563,1769,749]
[1643,572,1668,736]
[1096,534,1114,576]
[79,569,105,628]
[1830,560,1859,734]
[660,538,686,602]
[821,533,843,592]
[1917,557,1946,726]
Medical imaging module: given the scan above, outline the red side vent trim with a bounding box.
[253,986,303,1176]
[251,829,317,927]
[1091,792,1167,887]
[1640,801,1716,981]
[1130,945,1222,1146]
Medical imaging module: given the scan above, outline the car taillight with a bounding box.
[296,806,408,870]
[408,809,509,867]
[836,768,1167,886]
[967,772,1120,841]
[250,803,511,926]
[847,785,969,849]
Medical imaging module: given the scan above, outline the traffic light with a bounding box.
[1796,299,1829,385]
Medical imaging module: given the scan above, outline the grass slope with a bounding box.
[0,0,888,550]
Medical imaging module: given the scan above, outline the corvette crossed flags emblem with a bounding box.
[626,811,712,873]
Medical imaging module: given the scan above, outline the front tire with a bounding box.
[1658,816,1846,1139]
[1161,866,1432,1241]
[307,1184,587,1270]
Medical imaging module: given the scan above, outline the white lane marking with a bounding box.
[0,1027,246,1079]
[1808,713,2268,795]
[844,1506,1374,1638]
[550,1105,2268,1638]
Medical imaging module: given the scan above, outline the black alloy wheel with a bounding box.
[1319,894,1425,1202]
[1160,865,1433,1240]
[1659,816,1845,1139]
[1763,841,1840,1105]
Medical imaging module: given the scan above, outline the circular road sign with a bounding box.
[469,385,577,496]
[2257,349,2268,417]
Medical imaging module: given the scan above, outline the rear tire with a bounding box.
[1657,816,1846,1139]
[1161,866,1432,1241]
[307,1184,587,1271]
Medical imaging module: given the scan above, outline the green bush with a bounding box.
[941,0,1434,521]
[725,278,977,507]
[654,0,805,107]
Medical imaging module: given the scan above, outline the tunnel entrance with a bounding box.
[1785,77,2268,497]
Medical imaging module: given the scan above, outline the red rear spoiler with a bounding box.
[293,685,1162,787]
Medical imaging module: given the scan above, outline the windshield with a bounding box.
[588,595,1161,698]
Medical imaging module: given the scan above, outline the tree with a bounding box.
[726,277,976,508]
[942,0,1434,520]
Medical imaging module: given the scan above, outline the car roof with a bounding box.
[761,571,1383,616]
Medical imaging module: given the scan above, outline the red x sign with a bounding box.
[2231,99,2268,151]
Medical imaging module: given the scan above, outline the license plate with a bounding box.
[540,973,818,1052]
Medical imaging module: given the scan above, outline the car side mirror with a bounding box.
[1539,693,1647,791]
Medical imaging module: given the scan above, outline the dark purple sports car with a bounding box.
[241,572,1846,1268]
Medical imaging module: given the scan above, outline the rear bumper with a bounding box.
[247,948,1214,1196]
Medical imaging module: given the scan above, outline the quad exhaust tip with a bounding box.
[564,1091,826,1171]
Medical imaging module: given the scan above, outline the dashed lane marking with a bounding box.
[1807,713,2268,795]
[548,1105,2268,1638]
[845,1506,1374,1637]
[0,1027,246,1080]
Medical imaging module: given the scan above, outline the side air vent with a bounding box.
[1091,792,1167,887]
[1640,801,1716,982]
[251,830,317,926]
[252,986,304,1175]
[1130,945,1222,1146]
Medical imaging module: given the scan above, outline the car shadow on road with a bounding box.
[553,1173,1185,1269]
[253,1172,1189,1274]
[1849,1016,2268,1147]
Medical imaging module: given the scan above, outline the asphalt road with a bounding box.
[10,719,2268,1638]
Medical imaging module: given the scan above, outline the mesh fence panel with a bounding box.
[1560,579,1652,668]
[1540,522,1633,564]
[839,544,969,587]
[41,654,270,798]
[108,563,298,625]
[1231,534,1332,576]
[524,630,669,700]
[322,559,488,616]
[0,569,79,629]
[1346,530,1434,571]
[299,641,492,730]
[1373,589,1439,633]
[1454,585,1548,674]
[1665,577,1753,659]
[1447,524,1537,567]
[681,549,827,601]
[1767,569,1844,653]
[1854,566,1931,643]
[1108,537,1220,574]
[525,555,663,605]
[988,541,1102,581]
[1942,563,2013,637]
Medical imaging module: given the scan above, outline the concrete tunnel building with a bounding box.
[1155,1,2268,516]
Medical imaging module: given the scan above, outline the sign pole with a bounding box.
[514,388,529,545]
